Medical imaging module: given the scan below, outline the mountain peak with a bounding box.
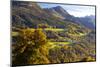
[53,6,67,13]
[54,6,62,9]
[51,6,70,17]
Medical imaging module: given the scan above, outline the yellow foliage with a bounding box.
[33,29,47,47]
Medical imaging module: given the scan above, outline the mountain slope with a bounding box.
[12,1,84,29]
[12,1,65,28]
[44,6,95,29]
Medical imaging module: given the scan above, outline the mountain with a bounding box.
[12,1,71,29]
[51,6,70,17]
[85,15,95,25]
[75,15,95,29]
[44,7,65,19]
[44,6,95,29]
[12,1,95,30]
[44,6,74,20]
[12,1,80,29]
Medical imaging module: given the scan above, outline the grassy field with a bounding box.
[49,42,71,45]
[44,28,66,32]
[25,28,66,32]
[45,41,71,49]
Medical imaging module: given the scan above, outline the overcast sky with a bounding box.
[38,3,95,17]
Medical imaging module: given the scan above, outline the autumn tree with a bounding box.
[28,29,50,64]
[12,29,35,66]
[12,28,49,66]
[33,29,47,48]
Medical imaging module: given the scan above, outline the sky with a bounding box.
[37,3,95,17]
